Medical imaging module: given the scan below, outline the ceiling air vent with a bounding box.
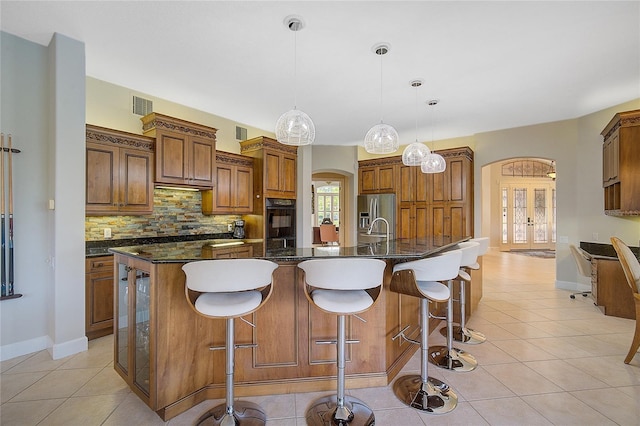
[132,96,153,116]
[236,126,248,141]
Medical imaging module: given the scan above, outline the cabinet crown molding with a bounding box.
[358,146,474,167]
[601,109,640,141]
[86,124,154,151]
[240,136,299,155]
[216,151,254,167]
[141,113,218,140]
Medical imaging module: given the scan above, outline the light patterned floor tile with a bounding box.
[0,399,66,426]
[491,339,557,362]
[11,368,102,401]
[38,394,129,426]
[470,397,553,425]
[522,392,617,425]
[523,359,608,391]
[571,387,640,425]
[416,400,489,425]
[483,363,563,395]
[0,370,48,403]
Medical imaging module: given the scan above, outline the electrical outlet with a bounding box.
[104,228,112,239]
[228,224,233,232]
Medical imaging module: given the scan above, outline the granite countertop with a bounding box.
[108,236,470,264]
[580,241,640,261]
[86,233,235,257]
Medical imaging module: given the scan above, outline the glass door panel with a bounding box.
[115,262,129,373]
[501,183,555,251]
[134,268,151,396]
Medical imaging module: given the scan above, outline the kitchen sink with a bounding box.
[358,232,388,244]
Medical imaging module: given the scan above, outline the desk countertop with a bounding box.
[580,241,640,261]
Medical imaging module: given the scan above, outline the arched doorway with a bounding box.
[482,158,557,251]
[312,172,346,245]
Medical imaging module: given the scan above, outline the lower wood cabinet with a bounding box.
[591,257,636,319]
[85,256,114,340]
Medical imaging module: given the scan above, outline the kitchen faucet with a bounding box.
[367,217,390,241]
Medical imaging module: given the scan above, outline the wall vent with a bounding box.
[132,96,153,116]
[236,126,248,141]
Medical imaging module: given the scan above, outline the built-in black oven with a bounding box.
[265,198,296,249]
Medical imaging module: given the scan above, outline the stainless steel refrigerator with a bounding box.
[357,194,396,243]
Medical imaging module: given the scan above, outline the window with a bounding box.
[316,184,340,227]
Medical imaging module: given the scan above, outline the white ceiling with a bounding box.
[2,1,639,147]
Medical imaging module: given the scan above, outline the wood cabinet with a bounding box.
[361,147,474,243]
[201,152,253,214]
[240,136,297,200]
[141,113,217,189]
[590,257,636,319]
[601,109,640,215]
[85,255,114,340]
[358,158,397,194]
[86,125,154,215]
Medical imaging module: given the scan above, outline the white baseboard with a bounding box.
[48,336,88,360]
[1,336,49,361]
[1,335,88,362]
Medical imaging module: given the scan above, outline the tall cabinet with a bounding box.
[359,146,474,243]
[601,109,640,215]
[239,136,298,241]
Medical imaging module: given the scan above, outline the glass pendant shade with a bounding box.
[275,108,315,146]
[364,123,399,154]
[421,153,446,173]
[402,142,431,166]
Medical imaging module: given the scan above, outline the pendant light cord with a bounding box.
[293,29,298,109]
[414,85,419,143]
[379,51,383,123]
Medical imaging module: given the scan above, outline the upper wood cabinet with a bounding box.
[429,147,473,204]
[240,136,298,200]
[141,113,217,189]
[86,125,154,216]
[358,157,398,194]
[601,109,640,215]
[202,151,254,214]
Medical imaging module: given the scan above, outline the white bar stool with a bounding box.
[298,258,386,426]
[439,238,487,344]
[429,241,479,372]
[455,237,488,344]
[182,259,279,426]
[390,249,462,414]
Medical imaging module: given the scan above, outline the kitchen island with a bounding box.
[110,236,473,420]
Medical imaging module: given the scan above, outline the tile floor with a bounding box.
[2,249,640,425]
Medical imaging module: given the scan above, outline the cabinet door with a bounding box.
[119,148,154,215]
[213,164,234,212]
[264,151,281,194]
[235,165,253,212]
[156,132,187,185]
[281,154,297,197]
[359,167,377,193]
[399,165,414,203]
[377,165,396,192]
[189,136,215,186]
[86,142,119,214]
[85,256,114,340]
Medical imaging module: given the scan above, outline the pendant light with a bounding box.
[421,99,446,174]
[364,43,399,154]
[402,79,431,166]
[275,15,315,146]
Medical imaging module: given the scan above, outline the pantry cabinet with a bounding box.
[141,113,217,189]
[86,125,154,216]
[601,109,640,215]
[360,147,473,242]
[202,152,253,214]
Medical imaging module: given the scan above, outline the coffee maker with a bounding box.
[232,219,245,239]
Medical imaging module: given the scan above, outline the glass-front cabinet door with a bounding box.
[114,256,152,402]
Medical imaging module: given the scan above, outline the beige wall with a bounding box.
[86,77,274,153]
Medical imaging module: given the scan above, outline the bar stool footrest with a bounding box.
[440,325,486,344]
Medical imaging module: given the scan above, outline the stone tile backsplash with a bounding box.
[85,188,241,241]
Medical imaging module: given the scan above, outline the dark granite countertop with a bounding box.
[86,233,234,257]
[580,241,640,261]
[108,236,470,264]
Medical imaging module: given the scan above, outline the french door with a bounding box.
[501,182,556,251]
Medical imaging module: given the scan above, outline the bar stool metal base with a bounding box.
[428,346,478,372]
[305,395,375,426]
[196,401,266,426]
[393,375,458,414]
[441,325,487,344]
